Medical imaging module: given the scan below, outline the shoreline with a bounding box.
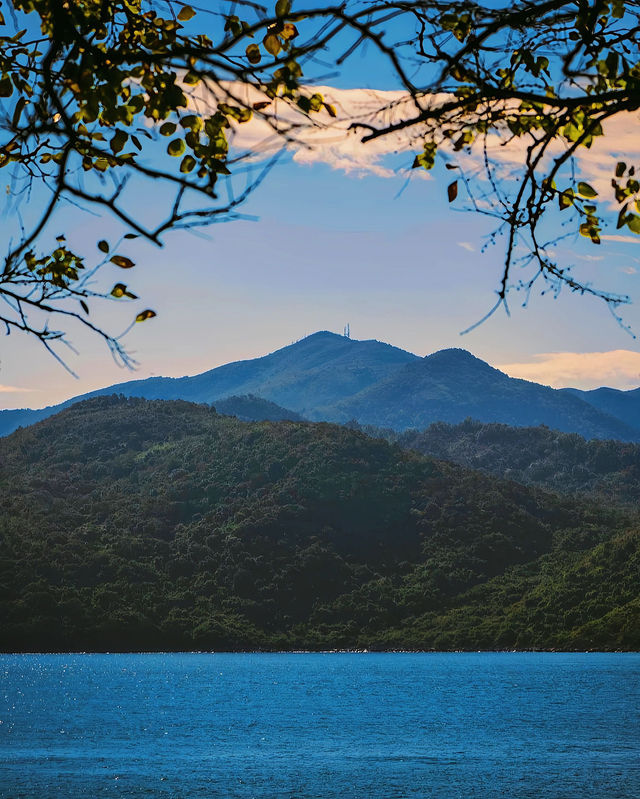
[2,648,639,655]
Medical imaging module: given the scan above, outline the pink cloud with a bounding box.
[497,350,640,390]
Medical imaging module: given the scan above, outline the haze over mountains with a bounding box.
[2,331,639,440]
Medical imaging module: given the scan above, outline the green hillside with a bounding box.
[213,394,305,422]
[390,420,640,505]
[0,396,635,652]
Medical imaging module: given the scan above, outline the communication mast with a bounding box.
[343,324,350,339]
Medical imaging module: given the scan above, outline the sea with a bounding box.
[1,652,638,798]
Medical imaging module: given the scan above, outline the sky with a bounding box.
[2,6,640,410]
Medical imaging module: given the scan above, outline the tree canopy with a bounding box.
[1,0,640,362]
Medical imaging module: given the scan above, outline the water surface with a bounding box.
[1,652,638,798]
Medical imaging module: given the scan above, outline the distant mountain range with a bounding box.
[2,331,639,440]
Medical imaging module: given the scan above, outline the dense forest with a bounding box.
[344,419,640,505]
[1,396,636,652]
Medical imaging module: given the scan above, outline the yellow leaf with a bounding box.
[110,255,135,269]
[177,5,196,21]
[577,181,598,198]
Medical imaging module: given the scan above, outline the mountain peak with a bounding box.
[422,347,505,377]
[302,330,347,341]
[425,347,489,364]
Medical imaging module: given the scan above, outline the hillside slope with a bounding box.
[563,386,640,432]
[393,419,640,505]
[327,349,639,440]
[212,395,305,422]
[0,332,416,437]
[3,334,638,441]
[0,396,634,651]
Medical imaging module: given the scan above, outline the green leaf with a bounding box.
[160,122,177,136]
[275,0,291,16]
[180,114,201,130]
[110,255,135,269]
[246,44,261,64]
[626,215,640,234]
[180,155,196,173]
[177,5,196,21]
[111,283,138,299]
[136,309,157,322]
[617,205,629,229]
[579,223,601,244]
[167,138,185,157]
[412,142,437,170]
[577,181,598,198]
[98,240,110,253]
[616,162,626,178]
[0,75,13,97]
[12,97,26,128]
[110,129,128,154]
[447,181,458,202]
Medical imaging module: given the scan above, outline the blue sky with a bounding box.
[2,5,640,409]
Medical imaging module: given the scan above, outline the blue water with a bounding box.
[1,653,638,798]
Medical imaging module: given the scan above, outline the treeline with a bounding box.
[0,396,636,652]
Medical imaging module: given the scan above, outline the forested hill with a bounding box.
[562,386,640,432]
[385,420,640,505]
[326,348,639,439]
[1,332,639,441]
[213,395,305,422]
[1,395,637,652]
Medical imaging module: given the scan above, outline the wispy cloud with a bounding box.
[621,266,637,275]
[601,234,640,244]
[193,82,640,198]
[457,241,475,252]
[0,385,37,393]
[498,350,640,390]
[194,83,432,178]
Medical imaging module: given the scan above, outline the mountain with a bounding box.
[0,396,635,651]
[0,331,416,437]
[391,419,640,505]
[212,395,305,422]
[1,333,638,441]
[563,386,640,433]
[323,348,640,439]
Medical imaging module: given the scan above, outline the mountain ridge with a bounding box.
[1,332,638,440]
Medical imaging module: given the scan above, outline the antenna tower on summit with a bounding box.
[343,324,350,339]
